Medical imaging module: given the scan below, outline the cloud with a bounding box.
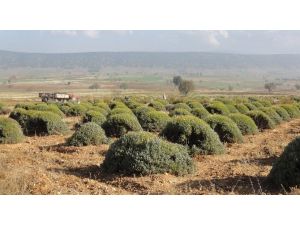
[207,33,220,46]
[82,31,99,38]
[50,30,100,38]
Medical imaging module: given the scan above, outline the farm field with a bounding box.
[1,94,300,194]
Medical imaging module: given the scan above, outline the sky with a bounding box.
[1,30,300,54]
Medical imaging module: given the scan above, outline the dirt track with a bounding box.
[1,118,300,195]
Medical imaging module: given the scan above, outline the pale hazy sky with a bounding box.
[1,31,300,54]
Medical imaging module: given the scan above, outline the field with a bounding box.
[1,94,300,195]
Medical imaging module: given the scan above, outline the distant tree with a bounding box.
[228,85,233,91]
[173,76,182,86]
[89,83,101,89]
[120,83,128,90]
[264,82,276,93]
[66,81,71,86]
[295,84,300,90]
[178,80,195,96]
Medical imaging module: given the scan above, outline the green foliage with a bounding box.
[173,103,192,111]
[148,101,165,111]
[64,104,87,116]
[205,101,230,115]
[186,101,203,109]
[169,108,192,117]
[15,103,64,117]
[228,113,258,135]
[0,103,11,115]
[110,107,133,116]
[10,109,68,135]
[244,103,257,111]
[138,110,171,132]
[191,107,210,119]
[94,102,110,112]
[260,107,283,125]
[124,100,143,110]
[251,101,264,108]
[161,115,225,155]
[67,122,107,146]
[103,113,142,137]
[246,110,275,130]
[225,104,239,113]
[205,115,243,143]
[109,101,128,109]
[82,110,106,126]
[281,104,300,118]
[235,104,250,114]
[268,137,300,190]
[101,131,194,175]
[272,106,291,121]
[0,117,24,144]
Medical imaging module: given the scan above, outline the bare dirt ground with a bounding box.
[1,117,300,195]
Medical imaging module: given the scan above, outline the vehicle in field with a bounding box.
[38,92,80,103]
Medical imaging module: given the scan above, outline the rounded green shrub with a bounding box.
[103,113,142,137]
[251,101,264,108]
[11,109,68,135]
[260,107,282,125]
[0,103,11,115]
[133,106,155,119]
[0,117,24,144]
[148,101,165,111]
[228,113,258,135]
[191,107,210,119]
[244,103,257,111]
[138,111,171,132]
[82,110,106,126]
[225,104,239,113]
[281,104,300,118]
[169,108,192,117]
[101,131,194,175]
[110,107,133,116]
[65,104,87,116]
[272,106,291,121]
[173,103,192,111]
[246,110,275,130]
[187,101,203,109]
[94,102,110,112]
[205,101,230,115]
[124,100,143,110]
[235,104,250,114]
[161,115,225,155]
[109,101,127,109]
[67,122,107,146]
[267,137,300,190]
[15,103,64,117]
[205,115,243,143]
[259,100,272,107]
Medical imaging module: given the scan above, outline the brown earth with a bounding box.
[1,117,300,195]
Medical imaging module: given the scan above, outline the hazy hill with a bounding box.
[1,50,300,71]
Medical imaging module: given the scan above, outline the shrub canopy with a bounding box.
[67,122,107,146]
[205,101,230,115]
[205,115,243,143]
[101,131,194,175]
[161,115,225,155]
[82,110,106,126]
[0,117,24,144]
[228,113,258,135]
[268,137,300,190]
[103,113,142,137]
[246,110,275,130]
